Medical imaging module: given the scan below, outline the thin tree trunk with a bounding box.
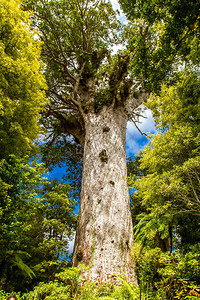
[72,106,137,284]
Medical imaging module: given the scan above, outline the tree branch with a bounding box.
[131,118,147,136]
[125,90,150,117]
[45,109,85,146]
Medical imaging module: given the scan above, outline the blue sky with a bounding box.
[126,107,156,157]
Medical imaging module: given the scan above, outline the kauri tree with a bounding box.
[24,0,150,283]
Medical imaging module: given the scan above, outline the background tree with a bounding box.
[126,70,200,298]
[0,0,76,292]
[131,70,200,253]
[33,181,77,284]
[119,0,200,91]
[0,156,44,291]
[41,139,83,199]
[0,157,76,292]
[0,0,46,159]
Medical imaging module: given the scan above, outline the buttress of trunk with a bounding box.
[72,106,137,284]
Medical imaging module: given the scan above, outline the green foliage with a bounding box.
[122,19,173,91]
[24,0,121,109]
[41,139,83,199]
[22,265,83,299]
[131,244,162,294]
[156,246,200,299]
[0,0,46,159]
[31,180,77,283]
[120,0,200,91]
[0,155,77,292]
[130,71,200,250]
[131,243,200,299]
[127,69,200,298]
[94,53,131,111]
[94,88,112,112]
[147,71,200,129]
[0,155,46,290]
[0,291,21,300]
[23,281,71,300]
[21,265,141,300]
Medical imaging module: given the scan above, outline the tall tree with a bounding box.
[23,0,149,283]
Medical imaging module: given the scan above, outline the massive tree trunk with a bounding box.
[29,0,149,285]
[72,105,137,284]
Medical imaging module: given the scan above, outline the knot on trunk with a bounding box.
[103,126,110,133]
[76,248,83,261]
[99,149,108,163]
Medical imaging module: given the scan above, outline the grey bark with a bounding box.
[72,105,137,284]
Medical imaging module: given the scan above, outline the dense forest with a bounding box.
[0,0,199,299]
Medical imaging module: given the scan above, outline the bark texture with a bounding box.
[72,106,136,284]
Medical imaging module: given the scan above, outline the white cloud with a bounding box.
[110,0,128,24]
[137,108,156,134]
[68,233,75,254]
[126,107,156,157]
[110,0,120,10]
[127,107,156,137]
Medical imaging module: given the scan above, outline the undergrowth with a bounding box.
[1,244,200,300]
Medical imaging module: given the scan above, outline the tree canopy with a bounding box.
[23,0,149,148]
[130,70,200,249]
[119,0,200,91]
[0,0,46,159]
